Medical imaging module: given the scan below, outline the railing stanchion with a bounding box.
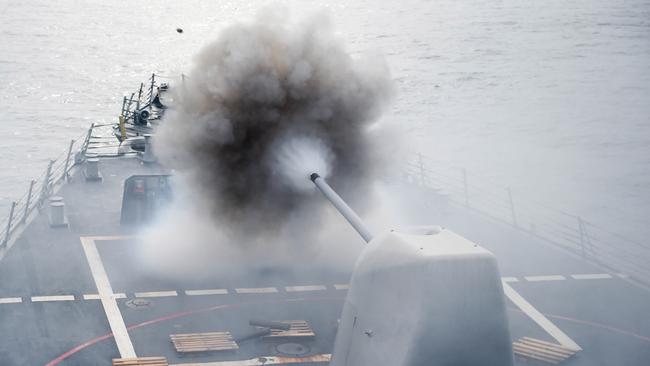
[2,201,16,247]
[39,160,54,207]
[62,139,75,182]
[462,168,469,207]
[82,123,95,156]
[507,187,518,228]
[149,73,155,107]
[136,83,143,110]
[121,96,127,116]
[22,180,35,224]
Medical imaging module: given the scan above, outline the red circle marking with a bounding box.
[44,296,342,366]
[46,299,650,365]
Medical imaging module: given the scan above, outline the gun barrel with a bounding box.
[310,173,373,243]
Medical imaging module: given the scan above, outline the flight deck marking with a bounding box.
[285,285,327,292]
[134,291,178,298]
[80,236,136,358]
[0,297,22,304]
[501,277,519,283]
[525,275,566,282]
[0,273,621,306]
[502,281,582,351]
[235,287,278,294]
[83,293,126,300]
[572,273,613,280]
[31,295,75,302]
[185,289,229,296]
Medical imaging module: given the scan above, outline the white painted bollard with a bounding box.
[49,201,67,227]
[84,158,101,181]
[141,134,156,163]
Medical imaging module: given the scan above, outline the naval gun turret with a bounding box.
[310,173,514,366]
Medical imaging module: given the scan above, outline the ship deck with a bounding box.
[0,156,649,366]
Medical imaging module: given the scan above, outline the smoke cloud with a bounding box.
[156,9,394,234]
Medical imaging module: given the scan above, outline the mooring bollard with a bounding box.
[84,158,102,181]
[49,201,67,228]
[141,134,156,163]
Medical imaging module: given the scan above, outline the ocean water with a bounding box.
[1,0,648,240]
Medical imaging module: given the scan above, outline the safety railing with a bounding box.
[0,122,118,250]
[0,73,159,253]
[403,153,650,287]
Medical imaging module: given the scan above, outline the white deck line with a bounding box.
[135,291,178,298]
[83,293,127,300]
[31,295,75,302]
[333,284,349,290]
[0,297,22,304]
[285,285,327,292]
[80,236,136,358]
[502,281,581,351]
[525,275,566,282]
[571,273,613,280]
[185,289,229,296]
[235,287,278,294]
[501,277,519,283]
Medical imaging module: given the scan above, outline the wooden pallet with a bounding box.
[262,320,315,339]
[112,357,168,366]
[170,331,239,353]
[513,337,579,364]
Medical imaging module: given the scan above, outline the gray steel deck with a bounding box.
[0,156,649,365]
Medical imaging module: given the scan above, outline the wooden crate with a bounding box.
[513,337,579,364]
[170,331,239,353]
[262,320,315,340]
[112,357,168,366]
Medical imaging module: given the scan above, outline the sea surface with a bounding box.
[1,0,649,241]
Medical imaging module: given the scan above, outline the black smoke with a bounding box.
[156,10,394,232]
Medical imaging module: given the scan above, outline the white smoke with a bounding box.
[271,135,334,193]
